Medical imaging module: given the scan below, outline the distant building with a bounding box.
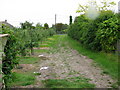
[0,20,14,28]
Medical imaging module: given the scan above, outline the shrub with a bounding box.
[68,10,118,52]
[96,17,118,52]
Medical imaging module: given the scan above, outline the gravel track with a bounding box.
[36,46,116,88]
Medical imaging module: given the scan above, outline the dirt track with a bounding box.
[34,46,116,88]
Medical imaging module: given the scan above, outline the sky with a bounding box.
[0,0,119,27]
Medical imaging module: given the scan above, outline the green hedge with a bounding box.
[68,10,119,52]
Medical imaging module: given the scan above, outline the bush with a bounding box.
[68,10,118,52]
[96,17,118,52]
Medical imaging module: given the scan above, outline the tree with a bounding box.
[20,21,33,29]
[76,0,116,14]
[36,23,43,29]
[53,23,68,34]
[20,21,36,55]
[44,23,49,29]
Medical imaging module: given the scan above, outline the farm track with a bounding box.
[13,35,117,88]
[35,50,116,88]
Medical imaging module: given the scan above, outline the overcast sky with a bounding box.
[0,0,119,27]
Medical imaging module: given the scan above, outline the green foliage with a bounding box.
[68,10,118,52]
[2,26,19,74]
[44,23,49,29]
[53,23,68,34]
[20,21,34,29]
[96,17,118,52]
[2,26,19,87]
[76,0,116,13]
[2,21,56,87]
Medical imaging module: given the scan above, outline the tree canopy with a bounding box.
[76,0,116,14]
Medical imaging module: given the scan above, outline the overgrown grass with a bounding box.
[7,57,39,87]
[63,35,118,79]
[42,77,95,88]
[8,72,35,87]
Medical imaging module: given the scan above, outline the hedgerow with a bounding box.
[68,10,119,52]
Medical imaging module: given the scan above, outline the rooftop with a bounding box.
[0,20,14,28]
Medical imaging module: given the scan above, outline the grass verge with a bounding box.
[63,35,118,79]
[42,77,95,88]
[8,72,35,87]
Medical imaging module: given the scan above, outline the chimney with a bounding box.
[5,20,7,23]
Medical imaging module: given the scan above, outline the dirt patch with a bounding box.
[12,64,35,73]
